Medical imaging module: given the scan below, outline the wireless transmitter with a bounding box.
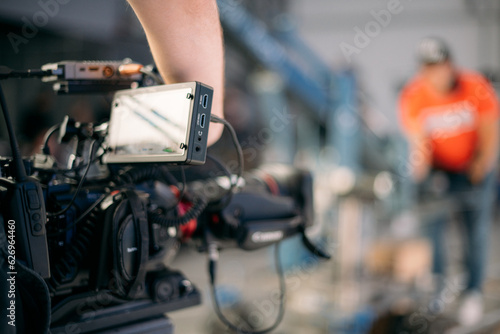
[0,84,50,278]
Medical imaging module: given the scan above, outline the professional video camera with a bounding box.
[0,60,329,334]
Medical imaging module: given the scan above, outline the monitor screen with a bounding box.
[106,85,193,162]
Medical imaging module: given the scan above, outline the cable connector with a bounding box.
[0,65,55,80]
[208,243,219,285]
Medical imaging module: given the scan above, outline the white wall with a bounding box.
[290,0,500,134]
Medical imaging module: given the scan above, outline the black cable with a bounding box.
[47,140,98,217]
[162,166,187,212]
[71,141,106,172]
[208,243,286,334]
[148,195,208,228]
[210,115,244,183]
[0,82,27,181]
[178,166,186,201]
[116,165,177,186]
[115,164,188,212]
[300,227,331,260]
[207,154,232,180]
[47,193,107,237]
[41,124,60,155]
[206,154,235,207]
[139,67,164,85]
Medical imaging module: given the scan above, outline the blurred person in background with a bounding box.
[399,37,499,326]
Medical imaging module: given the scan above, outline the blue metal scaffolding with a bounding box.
[218,0,361,171]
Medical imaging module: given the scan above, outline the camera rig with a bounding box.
[0,60,329,334]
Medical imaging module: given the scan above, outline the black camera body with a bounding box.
[0,118,208,332]
[0,61,325,334]
[45,184,201,333]
[1,157,314,333]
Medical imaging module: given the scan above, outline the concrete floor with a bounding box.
[163,218,500,334]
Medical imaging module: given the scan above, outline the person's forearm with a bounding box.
[477,120,499,172]
[407,133,432,183]
[128,0,224,145]
[468,119,498,184]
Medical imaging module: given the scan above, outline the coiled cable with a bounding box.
[148,195,208,228]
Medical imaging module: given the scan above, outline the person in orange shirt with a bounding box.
[399,37,499,326]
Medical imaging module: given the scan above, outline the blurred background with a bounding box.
[1,0,500,333]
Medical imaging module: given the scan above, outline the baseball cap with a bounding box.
[417,37,451,64]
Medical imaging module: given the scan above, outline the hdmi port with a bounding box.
[88,66,99,71]
[200,114,206,128]
[202,94,208,109]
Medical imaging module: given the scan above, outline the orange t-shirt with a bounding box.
[399,71,499,171]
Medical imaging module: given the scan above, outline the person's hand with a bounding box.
[468,117,499,185]
[468,158,487,185]
[408,133,431,184]
[413,160,430,184]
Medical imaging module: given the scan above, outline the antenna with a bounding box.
[0,82,27,181]
[0,65,57,180]
[0,67,51,278]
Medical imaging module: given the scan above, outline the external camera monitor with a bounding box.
[104,82,212,165]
